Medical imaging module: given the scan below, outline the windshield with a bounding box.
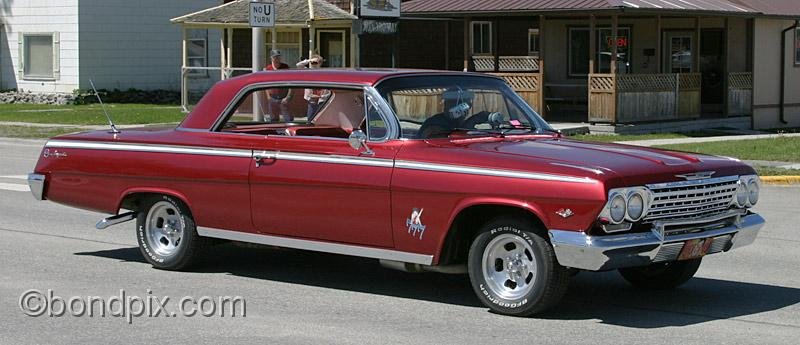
[375,75,553,139]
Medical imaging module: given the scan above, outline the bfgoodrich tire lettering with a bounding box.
[468,217,571,316]
[136,195,205,270]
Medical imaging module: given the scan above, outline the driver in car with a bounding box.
[418,87,478,139]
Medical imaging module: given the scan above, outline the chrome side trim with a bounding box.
[27,173,45,200]
[395,160,598,184]
[197,227,434,265]
[548,213,765,271]
[45,140,252,158]
[257,151,394,168]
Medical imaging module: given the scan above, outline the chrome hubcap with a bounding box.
[482,234,537,299]
[145,201,184,256]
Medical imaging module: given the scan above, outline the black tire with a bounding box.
[618,258,702,290]
[467,217,571,316]
[136,195,205,270]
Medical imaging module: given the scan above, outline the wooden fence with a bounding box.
[489,73,543,115]
[589,73,701,123]
[728,72,752,116]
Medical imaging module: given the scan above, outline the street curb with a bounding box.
[761,176,800,185]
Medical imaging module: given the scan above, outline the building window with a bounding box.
[20,33,59,80]
[795,27,800,66]
[186,29,208,77]
[569,27,632,77]
[471,21,492,55]
[528,29,540,57]
[266,30,302,67]
[669,36,693,73]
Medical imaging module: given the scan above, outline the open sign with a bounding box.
[606,36,629,48]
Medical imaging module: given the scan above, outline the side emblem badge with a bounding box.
[406,208,427,240]
[556,208,574,218]
[43,148,68,159]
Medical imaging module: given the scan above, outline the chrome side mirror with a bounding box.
[348,130,373,155]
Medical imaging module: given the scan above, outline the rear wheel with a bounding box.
[618,258,702,289]
[467,217,570,316]
[136,195,205,270]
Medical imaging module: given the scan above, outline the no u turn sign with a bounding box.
[250,1,275,28]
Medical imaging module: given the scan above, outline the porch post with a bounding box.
[694,16,701,72]
[493,19,499,72]
[656,15,661,73]
[589,15,595,74]
[227,27,233,78]
[220,28,226,80]
[463,17,470,71]
[723,17,729,117]
[444,21,449,70]
[611,14,618,75]
[181,26,188,112]
[539,14,546,117]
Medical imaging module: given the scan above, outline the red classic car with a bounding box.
[28,70,765,316]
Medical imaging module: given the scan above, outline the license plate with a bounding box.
[678,238,714,261]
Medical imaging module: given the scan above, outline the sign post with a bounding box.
[250,1,275,121]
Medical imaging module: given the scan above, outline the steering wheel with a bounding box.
[461,111,504,129]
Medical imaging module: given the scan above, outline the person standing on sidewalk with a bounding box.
[264,49,293,122]
[296,54,328,120]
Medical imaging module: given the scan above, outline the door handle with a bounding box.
[253,151,276,167]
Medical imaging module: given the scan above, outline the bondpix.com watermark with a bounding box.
[19,289,246,323]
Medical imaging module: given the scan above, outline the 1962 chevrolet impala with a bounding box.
[28,70,765,316]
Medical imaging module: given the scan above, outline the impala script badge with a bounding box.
[406,208,427,240]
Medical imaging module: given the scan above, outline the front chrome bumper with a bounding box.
[27,173,45,200]
[548,213,765,271]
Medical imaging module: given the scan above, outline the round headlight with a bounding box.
[747,179,759,206]
[735,182,748,208]
[626,192,645,221]
[609,193,626,224]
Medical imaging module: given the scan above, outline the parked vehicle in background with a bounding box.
[28,70,765,316]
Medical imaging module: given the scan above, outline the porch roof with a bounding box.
[170,0,356,26]
[402,0,800,17]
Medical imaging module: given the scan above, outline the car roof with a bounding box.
[180,69,497,130]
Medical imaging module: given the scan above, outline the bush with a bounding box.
[72,88,181,105]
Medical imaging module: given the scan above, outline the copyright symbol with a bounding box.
[19,289,47,317]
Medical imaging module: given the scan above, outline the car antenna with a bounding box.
[89,79,120,134]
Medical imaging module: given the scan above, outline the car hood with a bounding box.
[436,137,754,186]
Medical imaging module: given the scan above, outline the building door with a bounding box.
[317,30,346,67]
[700,29,725,116]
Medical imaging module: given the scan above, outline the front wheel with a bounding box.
[136,195,205,270]
[467,217,571,316]
[618,258,702,290]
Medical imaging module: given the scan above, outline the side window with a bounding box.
[366,95,389,141]
[217,86,367,139]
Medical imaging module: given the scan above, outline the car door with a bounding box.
[249,87,401,247]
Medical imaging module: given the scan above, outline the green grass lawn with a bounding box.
[656,137,800,163]
[0,103,186,125]
[753,165,800,176]
[0,125,85,139]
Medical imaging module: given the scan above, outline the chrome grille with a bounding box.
[645,176,739,222]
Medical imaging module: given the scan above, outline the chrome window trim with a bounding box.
[45,140,252,158]
[395,160,598,184]
[197,227,434,265]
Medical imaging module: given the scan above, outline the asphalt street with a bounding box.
[1,137,799,344]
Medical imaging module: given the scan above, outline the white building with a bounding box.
[0,0,219,93]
